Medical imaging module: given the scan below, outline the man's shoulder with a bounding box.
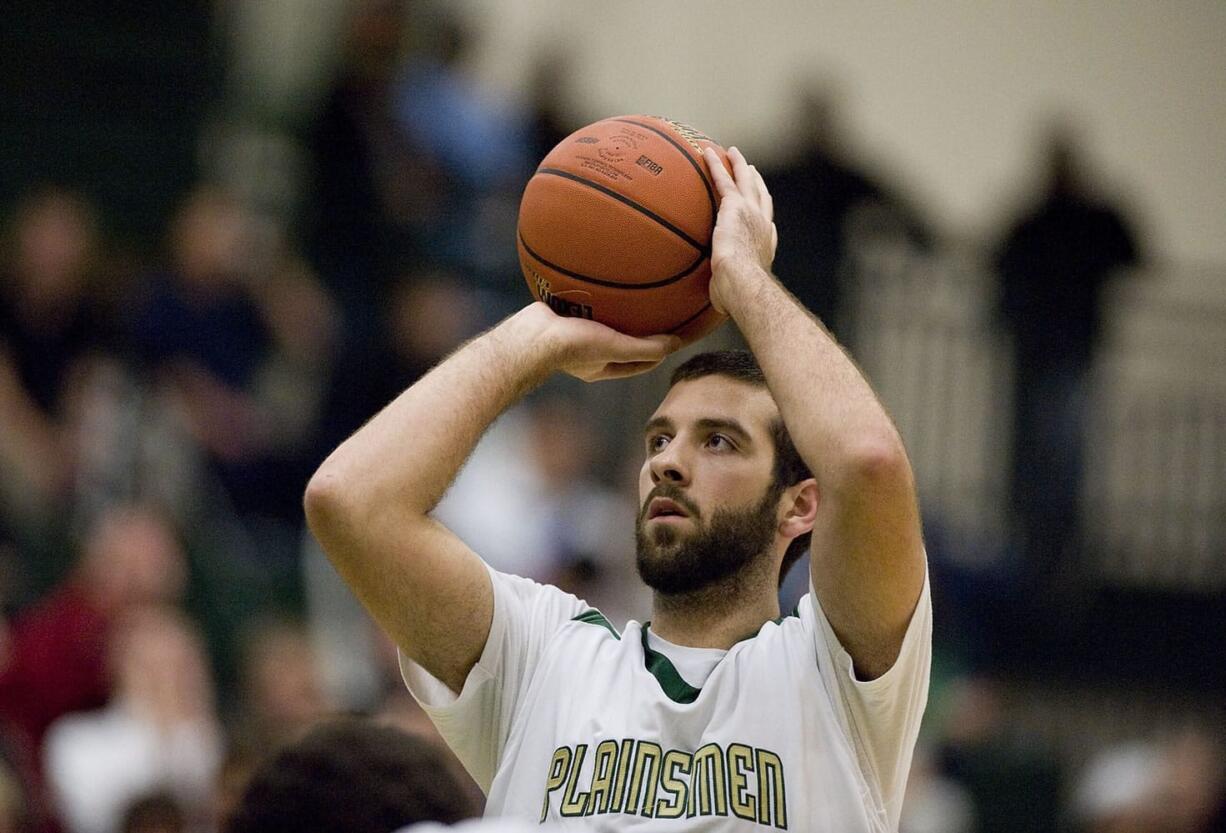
[487,567,629,652]
[488,567,587,613]
[569,607,624,640]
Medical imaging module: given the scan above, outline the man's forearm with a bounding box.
[309,307,558,519]
[302,302,671,690]
[702,146,923,677]
[716,263,904,485]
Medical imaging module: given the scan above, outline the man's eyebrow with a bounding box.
[644,416,674,436]
[694,417,753,443]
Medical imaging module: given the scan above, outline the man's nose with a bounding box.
[649,445,689,485]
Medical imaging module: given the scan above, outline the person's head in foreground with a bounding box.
[223,718,477,833]
[636,350,815,601]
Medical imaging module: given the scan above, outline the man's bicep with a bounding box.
[321,515,494,695]
[809,461,925,680]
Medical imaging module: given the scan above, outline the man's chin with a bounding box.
[640,515,688,543]
[636,538,678,581]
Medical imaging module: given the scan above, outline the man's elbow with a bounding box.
[844,431,913,489]
[303,467,358,541]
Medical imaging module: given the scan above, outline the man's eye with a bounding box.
[707,434,732,451]
[648,435,670,452]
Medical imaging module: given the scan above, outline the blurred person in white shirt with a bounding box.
[44,606,221,833]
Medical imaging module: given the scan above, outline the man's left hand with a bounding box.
[702,146,777,314]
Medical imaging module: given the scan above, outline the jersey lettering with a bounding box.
[541,739,789,829]
[559,743,590,816]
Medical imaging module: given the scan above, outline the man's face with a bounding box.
[636,376,782,595]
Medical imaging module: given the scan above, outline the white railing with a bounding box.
[848,239,1226,590]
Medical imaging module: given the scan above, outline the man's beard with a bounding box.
[635,484,781,596]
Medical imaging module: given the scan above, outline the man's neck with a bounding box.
[648,571,781,650]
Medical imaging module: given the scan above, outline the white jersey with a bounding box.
[401,565,931,832]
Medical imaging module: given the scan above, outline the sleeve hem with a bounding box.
[398,565,508,716]
[807,557,931,695]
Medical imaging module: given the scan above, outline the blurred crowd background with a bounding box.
[1,2,1223,832]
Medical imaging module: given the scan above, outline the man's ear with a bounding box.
[778,478,819,539]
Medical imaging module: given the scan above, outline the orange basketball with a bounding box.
[517,115,730,344]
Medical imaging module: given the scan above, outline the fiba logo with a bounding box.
[635,155,663,176]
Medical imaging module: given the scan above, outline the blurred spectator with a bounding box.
[1072,742,1164,833]
[314,268,483,459]
[994,121,1141,589]
[125,188,271,509]
[117,792,184,833]
[900,744,975,833]
[1072,729,1226,833]
[304,0,415,331]
[521,394,644,613]
[765,82,930,339]
[223,718,478,833]
[434,391,644,623]
[937,676,1062,833]
[44,606,221,833]
[390,12,528,283]
[0,505,186,805]
[392,13,528,193]
[233,619,331,754]
[1153,728,1226,833]
[0,757,28,833]
[208,747,261,833]
[524,49,580,165]
[126,187,338,527]
[0,188,113,534]
[241,252,341,523]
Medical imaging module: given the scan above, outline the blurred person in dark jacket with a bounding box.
[126,188,339,527]
[125,188,272,508]
[0,188,114,537]
[765,82,930,342]
[937,676,1061,833]
[524,49,581,166]
[994,122,1140,590]
[305,0,413,332]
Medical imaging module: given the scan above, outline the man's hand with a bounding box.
[523,302,680,382]
[702,146,777,314]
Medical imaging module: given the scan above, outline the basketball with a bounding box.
[517,115,731,344]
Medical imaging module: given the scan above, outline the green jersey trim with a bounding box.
[571,609,621,640]
[640,626,702,704]
[576,608,800,704]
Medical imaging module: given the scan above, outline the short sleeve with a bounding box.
[398,566,588,792]
[804,566,932,830]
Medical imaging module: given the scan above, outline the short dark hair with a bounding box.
[120,791,184,833]
[669,350,813,582]
[224,719,476,833]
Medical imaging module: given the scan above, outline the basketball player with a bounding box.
[305,147,929,832]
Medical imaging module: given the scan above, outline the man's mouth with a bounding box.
[647,497,689,520]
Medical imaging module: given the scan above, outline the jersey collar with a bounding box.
[640,625,703,704]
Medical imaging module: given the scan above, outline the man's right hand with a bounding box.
[522,302,681,382]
